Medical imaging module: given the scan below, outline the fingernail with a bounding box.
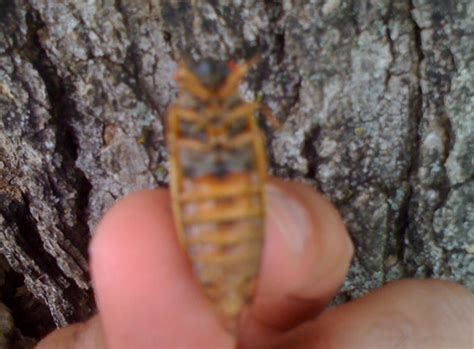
[266,183,311,255]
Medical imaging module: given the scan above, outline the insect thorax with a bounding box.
[176,94,255,179]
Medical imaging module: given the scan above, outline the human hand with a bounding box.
[36,179,473,348]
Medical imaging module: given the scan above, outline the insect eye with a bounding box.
[191,59,229,89]
[194,61,212,79]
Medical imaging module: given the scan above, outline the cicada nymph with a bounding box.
[167,57,270,330]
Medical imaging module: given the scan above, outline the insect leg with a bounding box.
[173,107,202,123]
[220,132,254,149]
[217,56,259,100]
[223,101,280,131]
[222,102,260,126]
[260,103,281,129]
[175,65,212,101]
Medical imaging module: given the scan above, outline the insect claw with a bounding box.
[260,103,282,129]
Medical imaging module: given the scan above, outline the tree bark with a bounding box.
[0,0,472,343]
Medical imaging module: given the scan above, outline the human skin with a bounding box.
[36,179,474,348]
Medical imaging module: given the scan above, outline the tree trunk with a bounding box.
[0,0,472,344]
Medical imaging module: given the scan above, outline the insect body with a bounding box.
[167,58,267,330]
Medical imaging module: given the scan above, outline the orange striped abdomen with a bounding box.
[167,58,270,331]
[179,173,264,323]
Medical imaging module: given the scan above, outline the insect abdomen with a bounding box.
[179,170,264,322]
[167,58,269,331]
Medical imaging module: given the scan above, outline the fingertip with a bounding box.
[88,189,233,348]
[89,189,172,262]
[275,279,474,349]
[241,178,353,342]
[261,178,353,303]
[89,189,177,303]
[281,180,354,293]
[267,178,354,269]
[35,316,103,349]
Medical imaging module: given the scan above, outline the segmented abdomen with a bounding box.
[177,144,265,325]
[166,80,268,329]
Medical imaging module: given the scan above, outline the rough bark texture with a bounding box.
[0,0,472,343]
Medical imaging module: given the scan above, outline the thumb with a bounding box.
[35,316,103,348]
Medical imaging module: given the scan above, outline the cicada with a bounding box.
[167,57,271,330]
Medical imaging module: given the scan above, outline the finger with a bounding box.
[238,179,353,347]
[35,315,103,349]
[273,280,474,349]
[89,189,234,348]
